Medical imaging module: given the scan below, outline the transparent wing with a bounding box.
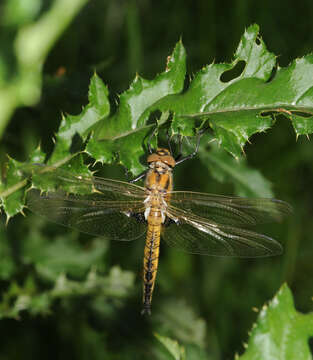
[26,166,147,241]
[169,191,292,226]
[162,205,283,257]
[24,164,146,199]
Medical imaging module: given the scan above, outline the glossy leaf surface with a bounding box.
[238,284,313,360]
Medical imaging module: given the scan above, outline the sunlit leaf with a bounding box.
[238,284,313,360]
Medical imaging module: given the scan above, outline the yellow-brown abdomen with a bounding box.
[142,221,161,315]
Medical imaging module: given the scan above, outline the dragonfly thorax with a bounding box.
[144,149,174,224]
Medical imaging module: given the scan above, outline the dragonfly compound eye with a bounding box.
[147,148,176,168]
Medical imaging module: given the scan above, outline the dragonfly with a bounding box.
[26,147,292,315]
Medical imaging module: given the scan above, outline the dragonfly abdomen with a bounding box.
[142,222,161,315]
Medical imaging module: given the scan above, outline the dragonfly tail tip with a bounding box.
[141,306,151,316]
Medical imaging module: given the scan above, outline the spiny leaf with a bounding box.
[156,24,313,158]
[86,41,186,174]
[0,157,26,219]
[238,284,313,360]
[25,154,93,194]
[49,73,110,164]
[3,24,313,219]
[0,71,102,217]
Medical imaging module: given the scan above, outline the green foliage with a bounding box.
[238,284,313,360]
[86,40,186,174]
[187,134,274,198]
[0,0,88,137]
[155,285,313,360]
[2,24,313,220]
[0,3,312,358]
[0,216,135,320]
[50,73,110,164]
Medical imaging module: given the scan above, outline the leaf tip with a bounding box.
[246,23,260,36]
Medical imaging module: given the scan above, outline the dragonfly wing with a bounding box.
[162,206,283,257]
[26,190,147,241]
[24,164,146,199]
[169,191,292,226]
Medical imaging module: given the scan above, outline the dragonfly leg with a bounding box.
[166,128,174,156]
[129,212,146,223]
[175,132,201,165]
[129,171,147,183]
[175,125,210,165]
[164,217,180,227]
[147,126,158,154]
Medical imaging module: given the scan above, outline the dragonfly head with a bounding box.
[147,148,176,169]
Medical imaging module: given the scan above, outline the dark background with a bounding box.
[1,1,313,359]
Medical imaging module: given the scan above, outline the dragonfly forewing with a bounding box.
[169,191,292,226]
[26,165,147,241]
[25,164,147,199]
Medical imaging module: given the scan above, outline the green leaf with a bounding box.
[199,137,274,198]
[86,41,186,174]
[155,333,186,360]
[156,24,313,158]
[0,157,26,219]
[238,284,313,360]
[3,24,313,218]
[28,146,46,164]
[26,154,93,194]
[0,146,47,220]
[49,73,110,164]
[0,0,90,217]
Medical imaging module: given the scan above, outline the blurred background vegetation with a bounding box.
[0,0,313,359]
